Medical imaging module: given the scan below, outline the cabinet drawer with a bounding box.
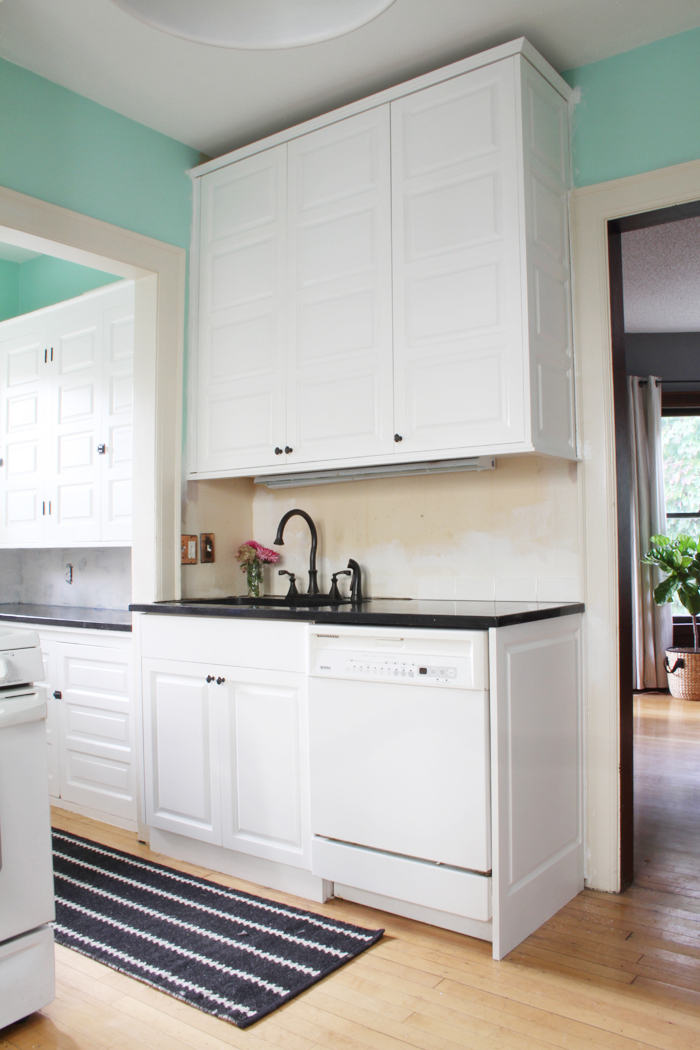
[140,614,307,673]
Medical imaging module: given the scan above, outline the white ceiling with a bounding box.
[623,219,700,333]
[0,0,698,158]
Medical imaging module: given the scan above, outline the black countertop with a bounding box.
[129,597,584,630]
[0,604,132,632]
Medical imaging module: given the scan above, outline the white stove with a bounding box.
[0,627,55,1030]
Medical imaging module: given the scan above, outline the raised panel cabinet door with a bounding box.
[46,298,104,543]
[197,146,288,472]
[392,58,526,454]
[286,106,394,464]
[56,639,136,822]
[100,283,135,541]
[142,659,222,843]
[219,668,309,867]
[0,318,50,545]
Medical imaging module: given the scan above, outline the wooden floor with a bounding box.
[5,692,700,1050]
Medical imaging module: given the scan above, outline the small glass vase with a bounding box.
[246,559,263,598]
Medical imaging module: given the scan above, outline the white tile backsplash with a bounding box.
[536,577,582,602]
[455,577,496,601]
[494,577,538,602]
[418,577,456,600]
[0,547,131,609]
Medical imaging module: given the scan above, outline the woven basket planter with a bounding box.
[665,648,700,700]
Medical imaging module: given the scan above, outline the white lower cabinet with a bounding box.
[35,626,136,827]
[140,616,310,868]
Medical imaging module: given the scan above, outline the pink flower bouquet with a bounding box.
[236,540,280,597]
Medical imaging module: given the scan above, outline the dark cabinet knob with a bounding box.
[206,675,215,683]
[97,444,106,455]
[274,447,283,455]
[394,434,403,442]
[216,677,225,685]
[53,690,62,699]
[284,446,293,454]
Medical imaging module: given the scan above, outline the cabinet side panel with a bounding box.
[490,615,583,959]
[520,59,576,459]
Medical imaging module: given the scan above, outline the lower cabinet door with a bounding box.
[57,640,136,822]
[142,659,221,843]
[218,668,308,867]
[35,632,60,799]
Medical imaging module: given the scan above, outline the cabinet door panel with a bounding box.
[56,641,136,821]
[393,60,526,453]
[197,148,288,472]
[143,660,221,843]
[35,633,59,799]
[101,291,134,541]
[0,323,49,545]
[48,304,102,543]
[286,107,394,463]
[220,669,307,866]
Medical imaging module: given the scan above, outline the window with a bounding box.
[662,415,700,613]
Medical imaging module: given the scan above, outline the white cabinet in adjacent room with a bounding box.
[188,39,576,480]
[0,282,134,546]
[35,626,136,828]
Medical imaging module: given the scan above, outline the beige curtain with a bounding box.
[629,376,673,689]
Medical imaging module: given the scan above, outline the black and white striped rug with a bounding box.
[52,829,383,1028]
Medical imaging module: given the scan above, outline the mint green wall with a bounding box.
[0,260,20,322]
[0,56,200,248]
[18,257,120,316]
[563,27,700,187]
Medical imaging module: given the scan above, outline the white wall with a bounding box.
[182,455,583,602]
[0,547,132,608]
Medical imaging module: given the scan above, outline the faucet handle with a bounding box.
[329,569,351,602]
[278,569,298,598]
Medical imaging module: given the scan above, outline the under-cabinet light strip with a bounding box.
[254,456,496,488]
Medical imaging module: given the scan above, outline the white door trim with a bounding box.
[0,183,186,603]
[570,158,700,892]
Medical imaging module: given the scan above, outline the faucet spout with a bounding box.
[273,509,319,594]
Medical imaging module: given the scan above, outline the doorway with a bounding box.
[608,200,700,889]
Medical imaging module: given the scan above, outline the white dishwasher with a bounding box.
[308,625,491,922]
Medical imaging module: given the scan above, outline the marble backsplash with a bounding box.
[0,547,132,609]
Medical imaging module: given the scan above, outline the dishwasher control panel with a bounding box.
[313,650,471,687]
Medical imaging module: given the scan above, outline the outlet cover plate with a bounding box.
[181,534,197,564]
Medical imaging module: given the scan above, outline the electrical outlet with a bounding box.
[181,534,197,564]
[201,533,215,563]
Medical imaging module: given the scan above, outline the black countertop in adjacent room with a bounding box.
[129,597,584,630]
[0,604,132,632]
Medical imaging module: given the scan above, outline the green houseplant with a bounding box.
[643,533,700,699]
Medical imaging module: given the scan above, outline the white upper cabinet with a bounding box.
[197,146,287,473]
[188,40,575,478]
[392,61,525,454]
[286,106,393,464]
[0,282,134,546]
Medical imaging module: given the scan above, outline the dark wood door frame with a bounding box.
[607,199,700,889]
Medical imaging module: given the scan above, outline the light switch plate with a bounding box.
[181,534,197,564]
[200,533,215,563]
